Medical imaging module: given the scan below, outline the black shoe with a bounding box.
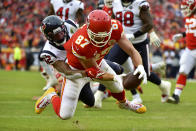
[167,94,180,104]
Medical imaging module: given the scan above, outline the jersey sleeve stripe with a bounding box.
[41,50,57,58]
[65,19,77,29]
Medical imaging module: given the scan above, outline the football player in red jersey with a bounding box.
[35,10,147,120]
[168,0,196,104]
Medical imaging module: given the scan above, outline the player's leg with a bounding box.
[96,60,146,113]
[40,60,58,91]
[93,59,124,108]
[168,48,196,104]
[133,41,171,102]
[79,82,95,107]
[151,61,166,77]
[58,78,88,119]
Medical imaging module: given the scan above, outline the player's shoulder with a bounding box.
[111,19,123,40]
[50,0,63,5]
[71,0,84,6]
[64,19,78,29]
[40,41,59,64]
[111,19,122,29]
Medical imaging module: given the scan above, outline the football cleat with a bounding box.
[131,94,143,104]
[160,80,171,103]
[94,90,105,108]
[118,100,146,113]
[153,61,166,77]
[167,94,180,104]
[35,87,57,114]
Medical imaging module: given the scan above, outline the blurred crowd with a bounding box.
[0,0,194,78]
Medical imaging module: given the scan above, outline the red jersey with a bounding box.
[64,19,123,70]
[184,15,196,50]
[102,6,113,17]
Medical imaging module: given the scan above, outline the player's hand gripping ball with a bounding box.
[123,72,142,90]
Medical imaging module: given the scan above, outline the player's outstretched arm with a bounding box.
[52,60,86,78]
[139,5,153,35]
[79,57,116,81]
[118,34,147,84]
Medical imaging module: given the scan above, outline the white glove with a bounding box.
[125,33,135,42]
[133,65,147,84]
[172,33,183,42]
[149,31,161,47]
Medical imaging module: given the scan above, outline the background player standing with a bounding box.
[168,0,196,104]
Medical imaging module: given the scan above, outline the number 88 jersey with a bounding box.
[113,0,149,44]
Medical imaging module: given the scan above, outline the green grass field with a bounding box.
[0,70,196,131]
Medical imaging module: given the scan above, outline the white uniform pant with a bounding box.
[179,48,196,75]
[59,59,124,119]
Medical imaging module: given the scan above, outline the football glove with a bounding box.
[134,65,147,84]
[85,67,105,79]
[172,33,183,42]
[149,31,161,47]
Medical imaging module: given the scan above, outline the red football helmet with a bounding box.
[87,10,112,47]
[181,0,196,17]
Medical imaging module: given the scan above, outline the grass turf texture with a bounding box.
[0,70,196,131]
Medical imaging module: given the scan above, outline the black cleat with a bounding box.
[167,94,180,104]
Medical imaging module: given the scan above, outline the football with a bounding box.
[123,72,142,90]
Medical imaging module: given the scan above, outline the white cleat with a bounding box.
[131,94,143,104]
[159,80,171,103]
[118,100,146,113]
[152,61,166,76]
[35,88,57,114]
[94,90,105,108]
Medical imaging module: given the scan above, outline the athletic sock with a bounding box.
[51,96,61,117]
[148,72,161,85]
[174,74,187,96]
[111,90,126,102]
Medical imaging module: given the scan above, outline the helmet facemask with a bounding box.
[87,26,112,47]
[41,23,67,46]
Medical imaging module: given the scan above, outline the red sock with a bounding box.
[51,96,61,117]
[111,90,126,102]
[107,90,112,97]
[176,74,187,89]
